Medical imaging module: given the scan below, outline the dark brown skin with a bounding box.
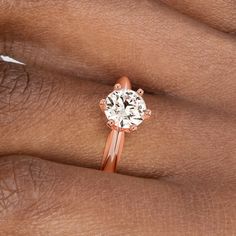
[0,1,236,235]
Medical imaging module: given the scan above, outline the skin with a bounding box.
[0,0,236,235]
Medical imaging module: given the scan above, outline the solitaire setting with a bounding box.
[99,76,151,172]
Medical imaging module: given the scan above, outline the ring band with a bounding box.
[99,76,151,172]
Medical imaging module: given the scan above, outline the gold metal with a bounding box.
[137,88,144,96]
[129,124,137,132]
[101,129,125,172]
[143,109,152,120]
[99,99,106,112]
[114,83,122,90]
[107,119,115,129]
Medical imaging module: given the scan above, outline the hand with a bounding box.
[0,1,235,235]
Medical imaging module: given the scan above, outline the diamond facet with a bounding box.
[104,89,147,129]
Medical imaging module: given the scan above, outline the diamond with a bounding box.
[104,89,147,129]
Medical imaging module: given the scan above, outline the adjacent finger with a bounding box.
[0,155,235,235]
[1,62,236,184]
[0,0,236,113]
[160,0,236,33]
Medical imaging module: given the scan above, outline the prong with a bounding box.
[99,99,106,111]
[143,109,151,120]
[107,119,115,129]
[129,124,137,132]
[137,88,144,96]
[114,83,122,90]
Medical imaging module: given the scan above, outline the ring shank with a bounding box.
[101,129,125,172]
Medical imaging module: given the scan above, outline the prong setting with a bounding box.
[114,83,122,90]
[99,99,107,111]
[129,125,137,132]
[107,119,115,129]
[101,76,151,173]
[137,88,144,96]
[143,109,151,120]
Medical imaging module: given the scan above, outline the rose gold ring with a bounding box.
[99,76,151,173]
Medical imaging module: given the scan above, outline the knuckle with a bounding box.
[0,156,56,219]
[0,156,20,216]
[0,61,59,127]
[0,62,31,124]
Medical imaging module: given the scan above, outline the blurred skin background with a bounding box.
[0,1,236,235]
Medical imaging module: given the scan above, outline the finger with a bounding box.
[160,0,236,33]
[1,1,236,113]
[0,155,235,235]
[1,62,236,184]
